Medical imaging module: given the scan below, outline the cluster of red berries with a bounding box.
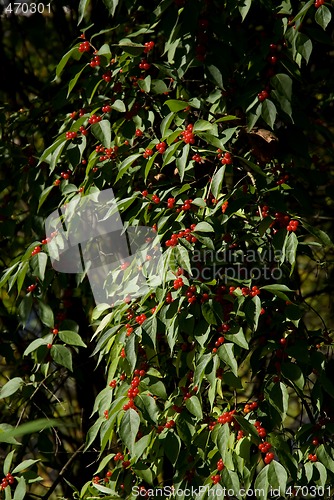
[167,197,175,209]
[185,285,197,304]
[166,291,174,303]
[102,104,111,113]
[286,219,299,232]
[135,129,143,137]
[165,419,176,429]
[95,145,118,162]
[135,313,147,325]
[217,409,236,424]
[65,131,77,140]
[125,324,133,336]
[120,347,126,358]
[103,409,109,419]
[217,150,233,165]
[261,205,269,217]
[165,225,197,247]
[244,401,258,413]
[276,173,289,185]
[180,124,195,144]
[258,89,270,101]
[144,41,155,53]
[90,54,101,67]
[308,453,318,462]
[264,452,275,464]
[315,0,325,7]
[217,458,224,471]
[114,452,124,461]
[26,283,36,293]
[152,194,160,204]
[242,286,261,297]
[143,148,153,158]
[60,170,70,180]
[31,245,41,256]
[237,430,245,440]
[79,125,88,136]
[258,441,272,453]
[173,277,184,290]
[177,198,193,212]
[109,379,117,388]
[156,141,166,154]
[254,420,267,438]
[78,41,90,52]
[122,370,146,410]
[1,473,15,489]
[139,59,151,70]
[211,474,221,484]
[212,336,225,354]
[221,201,229,213]
[102,71,112,82]
[88,114,102,124]
[192,153,204,163]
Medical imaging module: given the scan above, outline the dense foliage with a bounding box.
[1,0,334,499]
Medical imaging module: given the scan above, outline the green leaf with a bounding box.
[185,395,203,419]
[193,120,215,133]
[116,154,141,181]
[37,300,54,328]
[3,450,15,475]
[194,353,212,386]
[202,301,217,325]
[286,231,298,273]
[315,445,334,473]
[111,99,126,113]
[175,143,189,181]
[236,156,266,176]
[218,343,238,377]
[132,462,154,484]
[224,327,249,350]
[301,222,333,247]
[211,165,226,198]
[119,408,140,455]
[91,120,111,148]
[142,316,157,350]
[260,284,293,301]
[216,423,230,461]
[78,0,91,24]
[296,32,313,64]
[12,459,40,474]
[31,252,48,281]
[138,75,151,93]
[175,245,193,275]
[67,66,85,97]
[0,419,59,443]
[266,382,289,421]
[38,186,54,212]
[103,0,119,16]
[51,345,73,371]
[55,46,82,79]
[244,295,261,331]
[281,362,304,391]
[136,395,159,424]
[58,331,87,347]
[0,378,23,399]
[23,337,51,356]
[13,477,26,500]
[271,73,293,101]
[268,460,288,491]
[194,221,214,232]
[239,0,252,21]
[254,465,269,500]
[163,431,181,466]
[164,99,189,112]
[261,99,277,129]
[207,64,225,89]
[151,79,169,94]
[315,5,331,30]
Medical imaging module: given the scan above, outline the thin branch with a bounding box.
[42,443,85,500]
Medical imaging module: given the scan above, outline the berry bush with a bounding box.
[1,0,334,499]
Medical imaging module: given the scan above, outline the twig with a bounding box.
[42,443,85,500]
